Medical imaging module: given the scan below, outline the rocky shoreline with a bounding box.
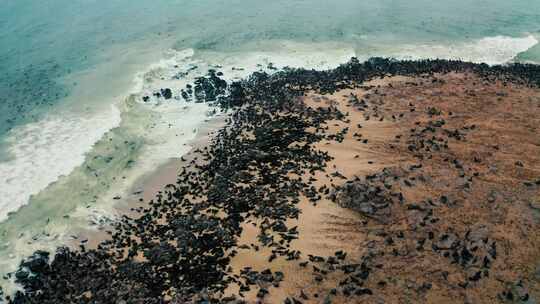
[3,58,540,303]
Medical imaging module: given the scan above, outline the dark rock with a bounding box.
[161,88,173,99]
[335,180,392,220]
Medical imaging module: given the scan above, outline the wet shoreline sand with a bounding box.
[73,114,229,250]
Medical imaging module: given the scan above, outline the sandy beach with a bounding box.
[6,59,540,304]
[213,72,540,303]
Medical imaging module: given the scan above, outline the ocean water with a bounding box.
[0,0,539,290]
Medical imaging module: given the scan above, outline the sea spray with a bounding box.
[0,105,122,222]
[372,35,539,65]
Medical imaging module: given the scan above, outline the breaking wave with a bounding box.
[380,35,538,65]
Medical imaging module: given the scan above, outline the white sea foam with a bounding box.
[382,35,539,65]
[0,106,121,222]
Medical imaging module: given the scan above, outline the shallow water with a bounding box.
[0,0,539,291]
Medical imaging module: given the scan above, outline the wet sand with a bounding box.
[130,114,228,203]
[72,114,228,250]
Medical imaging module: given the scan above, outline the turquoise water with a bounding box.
[1,0,539,135]
[0,0,539,292]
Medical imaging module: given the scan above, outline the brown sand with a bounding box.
[225,73,540,303]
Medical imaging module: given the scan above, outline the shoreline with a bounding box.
[4,58,540,303]
[3,33,539,222]
[71,113,229,251]
[1,35,539,280]
[122,112,229,210]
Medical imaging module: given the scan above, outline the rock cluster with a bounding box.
[335,178,393,221]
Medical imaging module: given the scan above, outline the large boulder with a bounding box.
[160,88,173,99]
[21,250,50,273]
